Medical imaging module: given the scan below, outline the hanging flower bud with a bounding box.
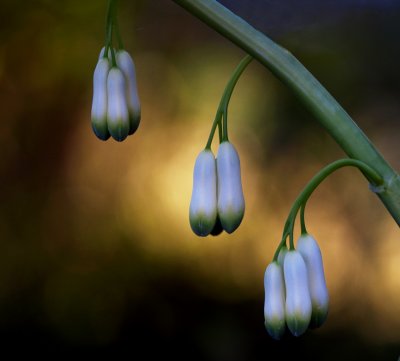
[91,56,110,141]
[116,50,141,135]
[297,234,329,328]
[264,262,286,340]
[189,149,218,237]
[106,67,130,142]
[283,250,312,337]
[216,141,245,233]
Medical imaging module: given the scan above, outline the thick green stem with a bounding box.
[173,0,400,226]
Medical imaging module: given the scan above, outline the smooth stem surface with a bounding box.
[221,55,252,141]
[273,159,383,260]
[173,0,400,226]
[286,159,383,251]
[205,55,252,148]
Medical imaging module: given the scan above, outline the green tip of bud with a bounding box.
[128,113,141,135]
[108,120,130,142]
[286,313,310,337]
[219,208,244,234]
[309,305,329,329]
[189,212,216,237]
[91,120,110,141]
[265,320,285,340]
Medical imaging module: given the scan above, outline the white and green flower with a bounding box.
[283,250,312,336]
[264,261,286,340]
[91,56,110,141]
[189,149,218,236]
[116,50,141,134]
[216,141,245,233]
[106,67,130,142]
[297,234,329,328]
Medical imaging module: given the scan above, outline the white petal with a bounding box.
[284,250,312,336]
[264,262,286,340]
[216,141,245,233]
[116,50,141,134]
[107,68,130,142]
[297,234,329,328]
[91,57,110,140]
[189,150,218,236]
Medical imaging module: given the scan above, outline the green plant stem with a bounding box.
[113,0,124,49]
[221,55,252,141]
[300,203,307,235]
[105,0,116,48]
[272,159,384,260]
[173,0,400,226]
[205,55,252,149]
[105,0,117,66]
[105,0,113,47]
[205,109,223,150]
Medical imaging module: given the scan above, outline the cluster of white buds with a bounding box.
[91,47,141,142]
[189,141,245,237]
[264,234,329,339]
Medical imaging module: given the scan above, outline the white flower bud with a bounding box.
[106,67,130,142]
[116,50,141,135]
[216,141,245,233]
[264,262,286,340]
[91,57,110,141]
[189,149,218,236]
[284,250,312,336]
[297,234,329,328]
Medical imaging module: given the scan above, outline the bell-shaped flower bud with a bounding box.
[91,57,110,141]
[297,234,329,328]
[264,262,286,340]
[189,149,218,237]
[116,50,141,135]
[284,250,312,336]
[216,141,245,233]
[106,67,130,142]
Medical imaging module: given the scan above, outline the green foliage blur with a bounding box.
[0,0,399,358]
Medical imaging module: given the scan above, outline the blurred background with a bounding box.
[0,0,399,358]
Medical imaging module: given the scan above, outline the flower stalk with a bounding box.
[273,158,384,259]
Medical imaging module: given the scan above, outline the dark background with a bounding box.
[0,0,399,359]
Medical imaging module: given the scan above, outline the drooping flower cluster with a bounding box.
[264,234,329,339]
[188,56,252,238]
[91,47,141,142]
[189,141,245,237]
